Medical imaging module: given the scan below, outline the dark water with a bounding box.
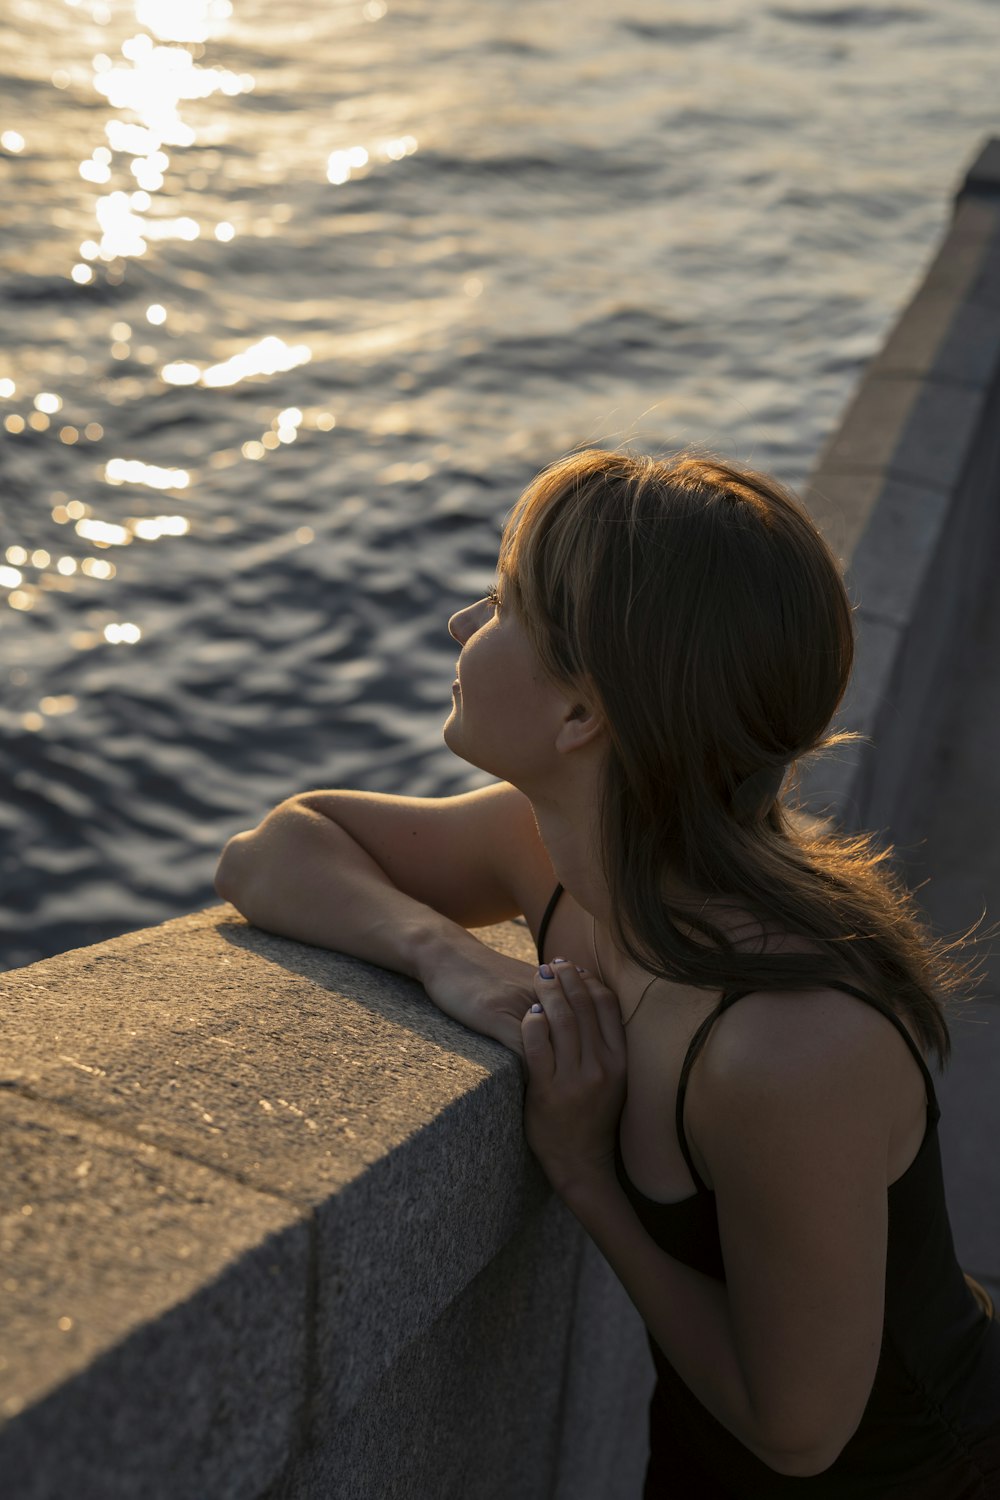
[1,0,997,969]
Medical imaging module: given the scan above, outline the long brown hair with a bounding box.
[499,447,977,1066]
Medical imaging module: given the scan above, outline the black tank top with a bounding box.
[536,882,1000,1496]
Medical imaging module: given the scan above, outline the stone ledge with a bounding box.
[795,136,1000,842]
[957,136,1000,205]
[1,904,536,1285]
[2,907,656,1500]
[0,1090,307,1500]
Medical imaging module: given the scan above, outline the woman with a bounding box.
[215,448,1000,1496]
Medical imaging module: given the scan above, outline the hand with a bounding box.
[520,957,628,1199]
[416,929,540,1057]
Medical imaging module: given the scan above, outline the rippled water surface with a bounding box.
[1,0,997,968]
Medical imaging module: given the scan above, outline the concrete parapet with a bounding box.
[0,908,651,1499]
[798,136,1000,845]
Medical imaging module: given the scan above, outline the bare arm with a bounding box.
[564,988,897,1475]
[215,783,553,1055]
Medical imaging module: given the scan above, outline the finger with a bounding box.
[550,958,607,1067]
[520,1002,554,1083]
[534,961,580,1070]
[553,960,628,1062]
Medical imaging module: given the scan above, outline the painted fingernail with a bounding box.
[530,1002,543,1014]
[539,964,554,979]
[552,957,567,964]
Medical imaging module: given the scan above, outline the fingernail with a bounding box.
[552,957,567,964]
[576,966,588,975]
[530,1002,543,1014]
[539,964,554,979]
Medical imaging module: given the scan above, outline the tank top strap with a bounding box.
[675,981,942,1198]
[675,996,731,1195]
[536,882,565,964]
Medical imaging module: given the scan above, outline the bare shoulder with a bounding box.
[686,985,914,1178]
[700,984,916,1083]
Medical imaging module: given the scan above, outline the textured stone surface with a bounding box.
[923,195,1000,304]
[1,909,558,1425]
[311,1058,552,1426]
[873,288,1000,386]
[553,1232,655,1500]
[801,469,887,569]
[1,907,528,1208]
[819,375,987,494]
[960,136,1000,200]
[844,479,952,630]
[0,1091,308,1500]
[1,909,653,1500]
[273,1198,654,1500]
[898,553,1000,1307]
[812,372,924,478]
[793,144,1000,841]
[891,378,991,494]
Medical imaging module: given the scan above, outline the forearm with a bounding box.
[215,801,486,991]
[561,1173,834,1477]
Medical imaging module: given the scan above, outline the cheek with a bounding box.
[461,648,514,721]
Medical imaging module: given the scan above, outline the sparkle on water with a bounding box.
[0,0,369,643]
[0,0,997,968]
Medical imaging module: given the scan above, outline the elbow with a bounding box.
[761,1443,843,1479]
[214,831,254,907]
[753,1415,854,1478]
[214,798,307,916]
[742,1357,872,1477]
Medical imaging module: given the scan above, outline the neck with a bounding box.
[528,794,608,923]
[529,789,751,1006]
[527,790,669,1004]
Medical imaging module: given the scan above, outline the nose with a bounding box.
[448,600,482,645]
[448,606,469,645]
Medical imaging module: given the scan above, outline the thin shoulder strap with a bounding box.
[675,982,942,1197]
[536,882,565,964]
[675,1000,728,1195]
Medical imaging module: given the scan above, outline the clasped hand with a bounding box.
[520,957,628,1199]
[419,937,627,1199]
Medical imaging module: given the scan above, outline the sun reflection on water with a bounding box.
[104,458,190,489]
[103,622,142,644]
[135,0,233,46]
[4,0,420,662]
[74,519,132,547]
[327,134,417,185]
[160,335,312,389]
[78,23,254,265]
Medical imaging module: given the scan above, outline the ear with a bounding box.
[555,699,605,755]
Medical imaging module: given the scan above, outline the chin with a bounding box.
[441,713,468,760]
[443,719,501,779]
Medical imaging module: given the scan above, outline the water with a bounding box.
[1,0,997,970]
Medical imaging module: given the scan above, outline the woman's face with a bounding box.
[443,585,565,786]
